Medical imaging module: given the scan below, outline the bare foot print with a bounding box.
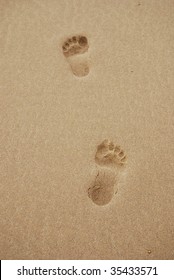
[95,139,127,167]
[88,139,127,206]
[62,35,89,77]
[88,167,117,206]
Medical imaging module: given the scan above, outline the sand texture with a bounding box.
[0,0,174,259]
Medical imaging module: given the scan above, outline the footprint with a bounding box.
[62,35,89,77]
[95,139,127,168]
[88,139,127,206]
[88,167,117,206]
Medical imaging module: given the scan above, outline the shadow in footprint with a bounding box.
[62,35,89,77]
[88,167,117,206]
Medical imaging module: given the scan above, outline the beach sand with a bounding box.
[0,0,174,259]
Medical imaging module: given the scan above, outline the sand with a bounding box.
[0,0,174,260]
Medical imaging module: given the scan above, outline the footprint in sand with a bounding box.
[88,167,117,206]
[62,35,89,77]
[95,139,126,167]
[88,139,127,206]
